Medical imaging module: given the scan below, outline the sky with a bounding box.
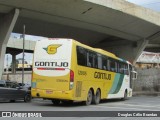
[4,0,160,68]
[126,0,160,12]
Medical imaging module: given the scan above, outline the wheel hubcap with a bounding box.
[87,91,92,104]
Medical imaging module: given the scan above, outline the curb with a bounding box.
[133,92,160,96]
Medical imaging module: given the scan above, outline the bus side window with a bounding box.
[87,52,92,67]
[107,59,111,71]
[115,61,118,72]
[97,54,102,69]
[119,62,124,74]
[93,54,98,68]
[117,62,120,73]
[87,51,98,68]
[109,59,116,72]
[124,64,129,75]
[76,46,87,66]
[102,56,108,70]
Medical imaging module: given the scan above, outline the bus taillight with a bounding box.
[69,70,74,90]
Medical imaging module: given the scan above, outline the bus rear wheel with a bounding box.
[93,89,101,105]
[52,100,60,105]
[84,89,92,106]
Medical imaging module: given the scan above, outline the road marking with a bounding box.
[101,101,160,109]
[91,105,160,111]
[122,103,160,109]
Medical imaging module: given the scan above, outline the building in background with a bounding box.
[136,51,160,69]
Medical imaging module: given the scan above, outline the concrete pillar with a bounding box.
[11,54,17,74]
[132,39,149,65]
[0,9,19,79]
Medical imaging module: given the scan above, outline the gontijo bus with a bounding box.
[31,38,137,105]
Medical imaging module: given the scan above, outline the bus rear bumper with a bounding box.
[31,88,73,100]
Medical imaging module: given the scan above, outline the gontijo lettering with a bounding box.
[94,72,111,80]
[35,62,68,67]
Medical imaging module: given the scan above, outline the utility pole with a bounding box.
[22,25,25,85]
[6,55,8,73]
[6,55,9,80]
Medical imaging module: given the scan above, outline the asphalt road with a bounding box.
[0,96,160,119]
[1,96,160,111]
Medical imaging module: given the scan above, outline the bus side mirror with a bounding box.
[131,71,137,80]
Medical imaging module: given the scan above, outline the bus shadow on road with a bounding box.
[100,98,124,104]
[33,99,125,107]
[38,102,89,107]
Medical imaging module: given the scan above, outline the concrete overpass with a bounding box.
[1,0,160,79]
[6,38,35,54]
[6,38,35,74]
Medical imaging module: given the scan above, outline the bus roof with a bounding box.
[42,38,129,64]
[72,39,128,63]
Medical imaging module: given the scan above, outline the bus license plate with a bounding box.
[46,90,53,94]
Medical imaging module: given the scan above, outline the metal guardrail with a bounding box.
[4,68,32,72]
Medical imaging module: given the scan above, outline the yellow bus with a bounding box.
[31,38,137,105]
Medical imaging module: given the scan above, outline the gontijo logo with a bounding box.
[43,44,61,54]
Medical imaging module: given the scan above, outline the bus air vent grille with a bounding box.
[75,81,82,97]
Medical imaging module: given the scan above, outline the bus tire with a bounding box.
[62,100,73,105]
[84,89,92,106]
[93,89,101,105]
[52,100,60,105]
[122,90,128,101]
[10,100,15,103]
